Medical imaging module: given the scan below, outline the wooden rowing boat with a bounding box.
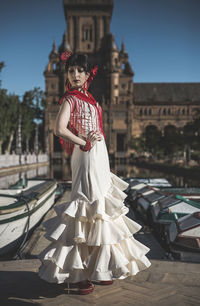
[0,179,57,256]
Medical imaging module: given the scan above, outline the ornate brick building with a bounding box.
[44,0,200,159]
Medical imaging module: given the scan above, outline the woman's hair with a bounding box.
[65,53,92,73]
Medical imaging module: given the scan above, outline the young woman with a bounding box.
[38,52,151,295]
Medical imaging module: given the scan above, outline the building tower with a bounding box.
[63,0,113,53]
[44,0,135,159]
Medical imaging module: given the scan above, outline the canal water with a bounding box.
[0,162,200,188]
[50,162,200,187]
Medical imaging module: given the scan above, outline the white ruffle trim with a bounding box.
[38,173,151,283]
[38,237,151,283]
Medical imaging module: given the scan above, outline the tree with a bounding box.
[128,135,146,156]
[183,110,200,151]
[5,94,21,153]
[31,87,46,121]
[0,62,46,154]
[31,87,46,152]
[0,62,20,154]
[21,87,46,152]
[0,61,4,87]
[0,89,20,154]
[144,126,162,157]
[21,91,35,153]
[0,89,8,154]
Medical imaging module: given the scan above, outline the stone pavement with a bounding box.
[1,190,200,305]
[0,258,200,306]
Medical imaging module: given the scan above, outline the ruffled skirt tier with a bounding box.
[38,139,151,283]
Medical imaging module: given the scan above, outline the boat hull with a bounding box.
[0,183,57,255]
[125,179,200,259]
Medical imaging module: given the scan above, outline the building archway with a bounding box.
[145,125,160,136]
[144,125,162,154]
[164,124,177,136]
[117,133,126,152]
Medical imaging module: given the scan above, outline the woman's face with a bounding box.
[67,65,89,90]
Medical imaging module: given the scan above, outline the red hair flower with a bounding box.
[60,51,72,62]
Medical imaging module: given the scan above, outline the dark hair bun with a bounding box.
[65,53,91,73]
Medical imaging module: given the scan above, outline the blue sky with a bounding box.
[0,0,200,97]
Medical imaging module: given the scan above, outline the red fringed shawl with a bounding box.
[59,88,105,155]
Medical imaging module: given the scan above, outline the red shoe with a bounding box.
[100,280,114,285]
[77,280,94,295]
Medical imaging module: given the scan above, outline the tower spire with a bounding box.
[121,39,127,54]
[48,40,58,60]
[52,41,57,53]
[59,31,71,53]
[121,40,125,52]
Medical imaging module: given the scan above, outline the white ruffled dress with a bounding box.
[38,96,151,283]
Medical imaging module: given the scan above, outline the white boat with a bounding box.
[0,179,57,256]
[160,187,200,202]
[125,179,200,260]
[124,177,172,188]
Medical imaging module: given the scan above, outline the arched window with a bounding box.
[144,108,147,115]
[139,108,143,116]
[82,25,93,41]
[163,108,166,115]
[149,109,152,115]
[168,108,171,115]
[182,109,185,115]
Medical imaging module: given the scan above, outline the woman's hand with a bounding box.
[87,131,102,148]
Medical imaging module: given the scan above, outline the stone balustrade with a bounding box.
[0,153,49,168]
